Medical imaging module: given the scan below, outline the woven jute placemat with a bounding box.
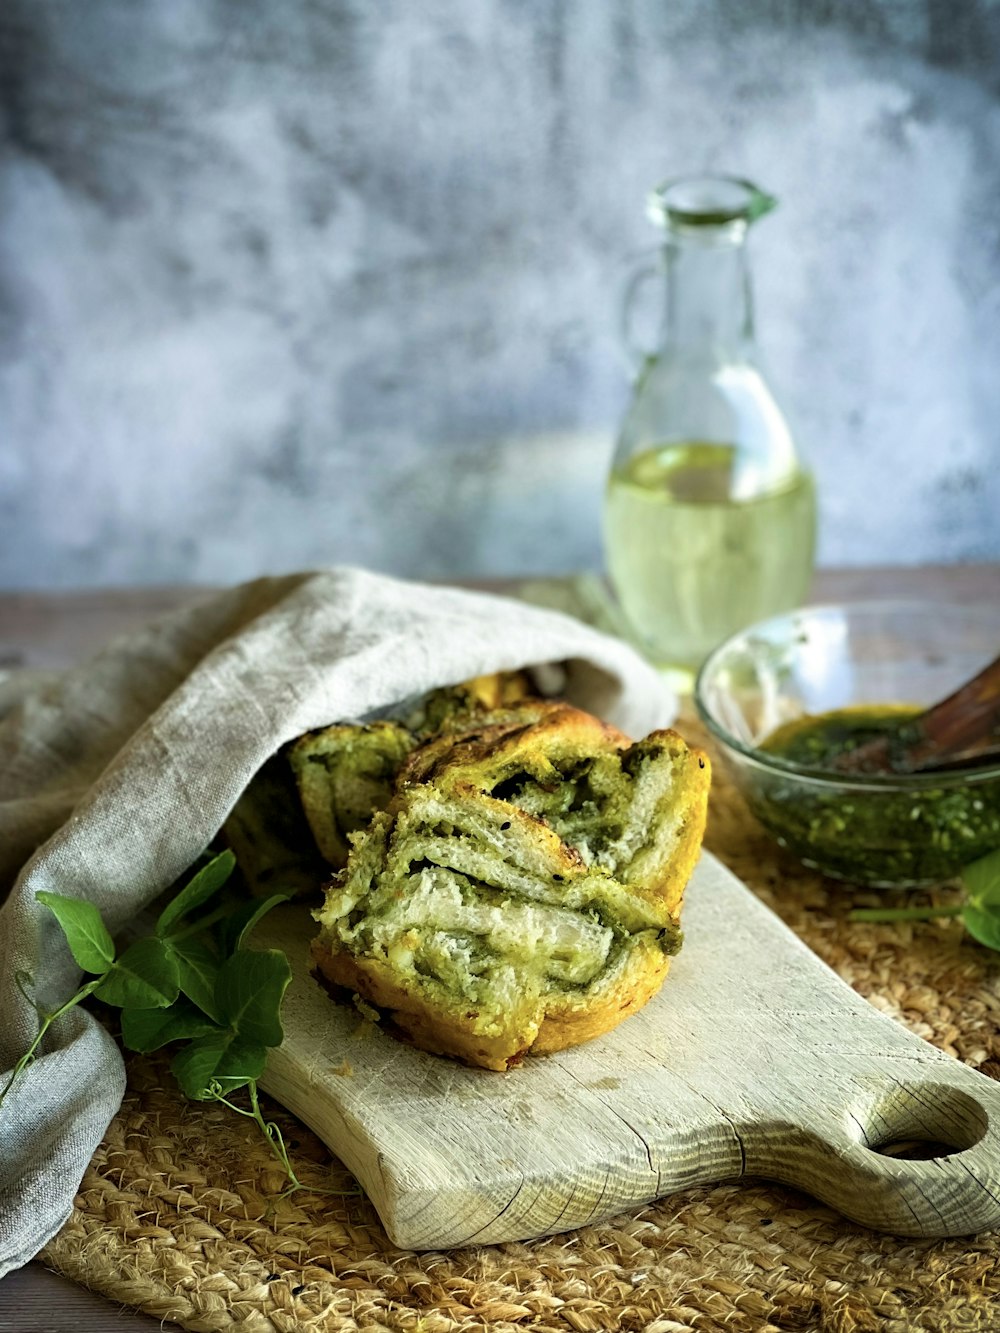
[40,715,1000,1333]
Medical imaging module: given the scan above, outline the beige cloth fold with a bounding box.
[0,569,674,1277]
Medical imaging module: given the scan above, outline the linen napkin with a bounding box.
[0,568,675,1277]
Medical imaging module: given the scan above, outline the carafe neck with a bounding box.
[662,223,753,357]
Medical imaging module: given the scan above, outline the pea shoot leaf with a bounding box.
[36,892,116,975]
[15,847,305,1193]
[171,1032,231,1099]
[95,936,180,1009]
[957,849,1000,953]
[220,893,291,955]
[961,903,1000,953]
[156,850,236,936]
[216,949,291,1048]
[171,1032,268,1100]
[210,1038,269,1095]
[121,1001,221,1053]
[961,848,1000,910]
[165,936,221,1022]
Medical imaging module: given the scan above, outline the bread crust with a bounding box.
[531,937,672,1055]
[399,700,629,790]
[310,941,531,1071]
[310,931,674,1072]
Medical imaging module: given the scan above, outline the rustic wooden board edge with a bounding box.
[259,853,1000,1250]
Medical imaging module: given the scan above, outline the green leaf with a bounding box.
[156,850,236,936]
[216,949,291,1047]
[171,1032,231,1099]
[961,848,1000,910]
[171,1032,267,1100]
[95,936,180,1008]
[962,903,1000,953]
[211,1039,268,1095]
[168,936,221,1021]
[221,893,291,955]
[121,1001,221,1053]
[36,892,115,975]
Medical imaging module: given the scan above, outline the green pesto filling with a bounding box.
[488,745,667,866]
[329,844,677,1020]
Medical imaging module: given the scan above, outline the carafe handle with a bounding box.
[620,251,663,381]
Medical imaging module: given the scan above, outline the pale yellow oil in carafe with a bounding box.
[604,442,816,670]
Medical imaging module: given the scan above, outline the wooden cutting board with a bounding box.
[259,852,1000,1250]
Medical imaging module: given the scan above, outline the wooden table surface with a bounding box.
[0,564,997,1332]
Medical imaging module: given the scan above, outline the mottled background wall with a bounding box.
[1,1,999,589]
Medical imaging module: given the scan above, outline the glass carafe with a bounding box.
[603,175,816,676]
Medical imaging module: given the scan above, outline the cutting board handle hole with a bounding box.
[853,1082,988,1161]
[870,1137,964,1161]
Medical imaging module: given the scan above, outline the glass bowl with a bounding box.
[694,601,1000,888]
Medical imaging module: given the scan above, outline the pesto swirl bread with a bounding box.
[289,720,417,868]
[288,671,535,869]
[310,701,710,1071]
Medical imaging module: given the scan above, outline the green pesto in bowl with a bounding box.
[743,705,1000,888]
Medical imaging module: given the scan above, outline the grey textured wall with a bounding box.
[1,1,999,588]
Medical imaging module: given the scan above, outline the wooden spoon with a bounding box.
[833,651,1000,776]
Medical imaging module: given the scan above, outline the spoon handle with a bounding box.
[836,651,1000,774]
